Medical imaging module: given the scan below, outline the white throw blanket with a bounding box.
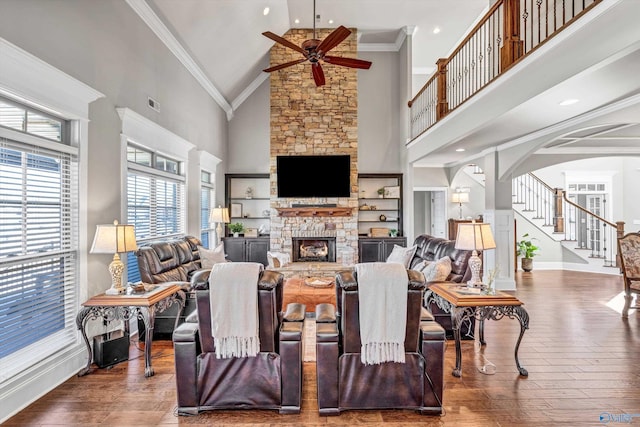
[356,262,408,365]
[209,262,262,359]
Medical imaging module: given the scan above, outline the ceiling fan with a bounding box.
[262,0,372,87]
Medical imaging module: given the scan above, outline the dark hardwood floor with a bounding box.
[5,270,640,426]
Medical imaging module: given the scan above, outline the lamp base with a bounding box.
[466,250,484,288]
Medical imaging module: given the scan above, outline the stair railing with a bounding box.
[513,173,624,267]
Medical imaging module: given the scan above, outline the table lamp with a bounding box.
[455,221,496,288]
[91,220,138,295]
[451,192,469,219]
[210,206,230,246]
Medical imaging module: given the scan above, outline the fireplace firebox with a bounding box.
[292,237,336,263]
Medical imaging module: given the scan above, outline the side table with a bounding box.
[76,284,185,377]
[425,283,529,378]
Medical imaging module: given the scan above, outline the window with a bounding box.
[0,120,78,379]
[0,97,66,142]
[201,170,214,247]
[126,144,185,283]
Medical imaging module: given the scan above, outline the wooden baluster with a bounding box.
[436,58,449,120]
[502,0,524,70]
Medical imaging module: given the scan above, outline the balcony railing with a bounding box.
[409,0,603,140]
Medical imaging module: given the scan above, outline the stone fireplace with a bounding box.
[268,27,360,265]
[292,237,336,262]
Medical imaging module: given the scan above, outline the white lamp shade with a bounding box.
[455,222,496,251]
[451,192,470,204]
[210,206,230,223]
[91,221,138,254]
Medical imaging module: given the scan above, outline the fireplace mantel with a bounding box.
[276,207,353,217]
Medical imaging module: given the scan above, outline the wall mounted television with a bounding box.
[277,155,351,198]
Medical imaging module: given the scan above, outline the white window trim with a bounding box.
[0,37,104,424]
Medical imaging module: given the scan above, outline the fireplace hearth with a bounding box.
[292,237,336,263]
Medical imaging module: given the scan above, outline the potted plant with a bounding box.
[377,188,385,198]
[229,222,244,238]
[517,233,539,272]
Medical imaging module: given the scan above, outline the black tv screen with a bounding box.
[277,155,351,198]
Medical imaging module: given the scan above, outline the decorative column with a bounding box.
[483,151,516,290]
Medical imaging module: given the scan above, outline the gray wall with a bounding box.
[228,80,270,173]
[228,51,404,174]
[0,0,228,296]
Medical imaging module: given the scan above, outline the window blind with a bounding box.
[0,137,78,381]
[126,165,185,283]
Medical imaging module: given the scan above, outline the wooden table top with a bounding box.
[82,284,182,307]
[428,282,523,307]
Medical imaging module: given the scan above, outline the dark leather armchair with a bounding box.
[315,268,445,416]
[172,268,306,415]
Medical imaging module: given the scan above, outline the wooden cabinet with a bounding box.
[357,173,403,238]
[225,173,270,237]
[448,218,483,240]
[358,237,407,263]
[222,237,270,266]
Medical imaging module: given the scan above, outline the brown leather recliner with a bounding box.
[172,269,306,415]
[411,234,477,339]
[135,236,211,339]
[315,269,446,416]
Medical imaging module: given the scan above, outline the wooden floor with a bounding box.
[5,270,640,426]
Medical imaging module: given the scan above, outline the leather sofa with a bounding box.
[173,269,305,415]
[135,235,211,339]
[410,234,477,339]
[315,269,445,415]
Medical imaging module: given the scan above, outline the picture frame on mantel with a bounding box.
[230,203,242,218]
[384,186,400,198]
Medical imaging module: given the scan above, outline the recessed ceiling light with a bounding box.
[433,27,441,34]
[559,98,579,106]
[456,148,465,152]
[294,18,300,24]
[328,19,334,24]
[263,7,270,16]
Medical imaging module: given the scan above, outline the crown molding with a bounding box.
[231,73,270,111]
[358,25,414,52]
[125,0,234,121]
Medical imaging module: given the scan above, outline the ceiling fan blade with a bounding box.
[324,55,372,70]
[312,63,325,86]
[262,31,306,55]
[316,26,351,54]
[263,58,308,73]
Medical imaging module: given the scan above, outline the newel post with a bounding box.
[501,0,524,70]
[436,58,449,120]
[553,188,564,233]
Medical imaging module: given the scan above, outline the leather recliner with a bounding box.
[410,234,477,338]
[172,269,306,415]
[315,269,445,416]
[135,236,211,339]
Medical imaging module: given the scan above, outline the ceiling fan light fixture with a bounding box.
[261,0,372,87]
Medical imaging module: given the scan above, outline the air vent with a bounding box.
[147,97,160,112]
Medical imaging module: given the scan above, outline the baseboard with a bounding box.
[0,343,86,423]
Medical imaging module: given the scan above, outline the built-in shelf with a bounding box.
[276,207,353,217]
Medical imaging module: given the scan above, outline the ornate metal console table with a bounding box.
[76,284,185,377]
[425,283,529,378]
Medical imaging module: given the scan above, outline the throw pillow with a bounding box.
[199,243,227,269]
[421,256,452,282]
[411,260,432,274]
[386,244,417,268]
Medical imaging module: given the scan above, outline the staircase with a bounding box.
[511,173,623,274]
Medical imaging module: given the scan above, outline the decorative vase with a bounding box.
[233,232,239,238]
[521,258,533,272]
